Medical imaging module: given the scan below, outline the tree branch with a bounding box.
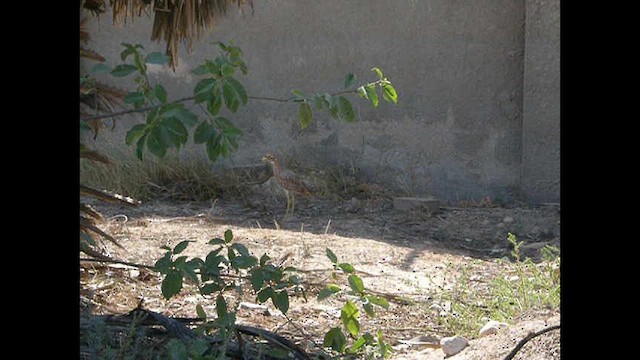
[81,96,196,121]
[503,324,561,360]
[80,257,155,269]
[79,88,362,122]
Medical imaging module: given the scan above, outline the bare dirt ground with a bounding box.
[80,190,560,359]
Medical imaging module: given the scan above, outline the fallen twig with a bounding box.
[503,324,561,360]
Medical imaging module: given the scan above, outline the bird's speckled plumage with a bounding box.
[262,153,314,215]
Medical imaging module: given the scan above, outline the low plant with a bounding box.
[149,229,392,359]
[429,232,560,338]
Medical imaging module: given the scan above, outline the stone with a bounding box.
[440,335,468,356]
[479,320,508,337]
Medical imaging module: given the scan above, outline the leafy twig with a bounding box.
[79,87,365,122]
[81,95,196,121]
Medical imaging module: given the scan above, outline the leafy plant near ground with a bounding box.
[149,229,392,359]
[318,248,394,359]
[428,233,560,338]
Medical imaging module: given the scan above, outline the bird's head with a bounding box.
[261,153,277,165]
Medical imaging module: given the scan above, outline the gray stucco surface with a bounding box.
[82,0,559,204]
[522,0,560,203]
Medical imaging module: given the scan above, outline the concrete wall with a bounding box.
[82,0,559,204]
[522,0,560,203]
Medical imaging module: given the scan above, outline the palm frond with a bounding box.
[80,184,141,206]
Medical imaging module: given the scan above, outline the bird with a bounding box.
[261,153,314,216]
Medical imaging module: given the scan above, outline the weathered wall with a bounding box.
[82,0,558,204]
[522,0,560,203]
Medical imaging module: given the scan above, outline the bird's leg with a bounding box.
[290,193,296,215]
[284,190,292,216]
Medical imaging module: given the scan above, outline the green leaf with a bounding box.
[196,304,207,320]
[204,252,224,274]
[251,269,265,292]
[349,335,367,353]
[154,252,172,273]
[338,96,356,122]
[166,338,188,360]
[147,126,168,157]
[220,64,235,77]
[161,270,183,300]
[371,67,384,80]
[161,117,189,148]
[189,338,210,357]
[173,240,191,255]
[344,73,356,89]
[192,64,210,75]
[232,255,257,269]
[363,303,375,318]
[124,91,146,107]
[348,274,365,294]
[260,254,271,267]
[226,77,248,105]
[145,52,169,65]
[222,81,240,112]
[90,63,112,74]
[326,248,338,264]
[323,327,347,352]
[314,95,325,110]
[111,64,138,77]
[154,84,167,103]
[194,78,217,103]
[341,301,360,337]
[317,284,341,301]
[216,117,243,136]
[298,102,312,129]
[173,108,198,127]
[272,290,289,314]
[120,43,143,61]
[224,229,233,243]
[291,89,306,100]
[135,133,147,160]
[173,256,188,267]
[377,330,394,357]
[231,243,250,257]
[215,295,228,318]
[338,263,355,274]
[208,238,225,246]
[125,124,147,145]
[364,84,379,108]
[194,122,217,144]
[200,282,221,295]
[257,287,274,303]
[205,60,222,77]
[366,295,390,310]
[382,84,398,105]
[205,136,222,161]
[207,92,223,115]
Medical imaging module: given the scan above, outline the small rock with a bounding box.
[440,335,468,356]
[503,216,514,223]
[479,320,508,337]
